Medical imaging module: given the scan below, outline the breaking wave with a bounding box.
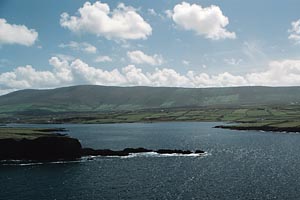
[0,152,209,166]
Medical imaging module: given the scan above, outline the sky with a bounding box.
[1,0,300,94]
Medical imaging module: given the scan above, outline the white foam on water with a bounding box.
[0,159,82,166]
[122,151,209,158]
[1,152,210,166]
[82,151,208,159]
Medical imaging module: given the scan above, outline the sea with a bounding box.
[1,122,300,200]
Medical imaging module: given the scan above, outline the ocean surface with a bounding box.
[1,122,300,200]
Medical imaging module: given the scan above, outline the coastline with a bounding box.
[215,124,300,133]
[0,127,205,163]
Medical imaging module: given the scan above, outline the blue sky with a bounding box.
[1,0,300,94]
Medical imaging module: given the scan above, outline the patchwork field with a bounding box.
[0,128,66,139]
[2,105,300,130]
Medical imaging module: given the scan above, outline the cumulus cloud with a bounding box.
[59,41,97,54]
[0,18,38,46]
[0,65,59,90]
[169,2,236,40]
[70,59,126,85]
[2,58,300,95]
[246,60,300,86]
[127,50,163,65]
[288,19,300,43]
[94,55,112,63]
[60,1,152,40]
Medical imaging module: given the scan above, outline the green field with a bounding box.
[0,128,63,139]
[2,105,300,129]
[1,85,300,131]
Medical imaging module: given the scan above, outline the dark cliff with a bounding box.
[0,136,82,161]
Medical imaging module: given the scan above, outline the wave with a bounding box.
[0,159,82,166]
[0,152,209,166]
[123,152,207,158]
[83,151,209,159]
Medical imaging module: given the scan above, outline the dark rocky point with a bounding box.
[0,128,205,162]
[156,149,192,154]
[195,150,205,154]
[81,148,205,157]
[0,136,82,161]
[215,125,300,133]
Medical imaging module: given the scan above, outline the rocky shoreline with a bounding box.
[81,147,204,157]
[0,131,205,162]
[0,136,82,161]
[215,125,300,133]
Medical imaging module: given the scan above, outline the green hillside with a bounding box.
[1,85,300,114]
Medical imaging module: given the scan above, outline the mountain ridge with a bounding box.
[1,85,300,113]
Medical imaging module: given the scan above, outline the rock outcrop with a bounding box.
[0,126,205,162]
[0,136,82,161]
[215,125,300,133]
[81,147,204,157]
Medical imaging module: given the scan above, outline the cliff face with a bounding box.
[0,136,82,161]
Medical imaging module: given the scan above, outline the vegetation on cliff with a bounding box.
[0,128,82,161]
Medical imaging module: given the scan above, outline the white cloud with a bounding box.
[70,59,126,85]
[182,60,190,66]
[149,68,191,87]
[60,1,152,40]
[187,71,247,87]
[289,19,300,44]
[53,54,75,62]
[49,57,73,83]
[94,55,112,62]
[122,65,150,85]
[2,58,300,95]
[170,2,236,40]
[0,18,38,46]
[59,41,97,54]
[0,65,59,90]
[224,58,243,66]
[246,60,300,86]
[148,9,157,16]
[165,10,173,18]
[127,50,163,65]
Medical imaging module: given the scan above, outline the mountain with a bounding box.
[1,85,300,113]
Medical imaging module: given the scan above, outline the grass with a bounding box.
[0,128,60,140]
[2,105,300,131]
[2,105,300,134]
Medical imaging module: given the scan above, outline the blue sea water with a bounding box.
[1,122,300,200]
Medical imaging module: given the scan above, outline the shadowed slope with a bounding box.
[1,85,300,113]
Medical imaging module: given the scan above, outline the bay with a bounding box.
[1,122,300,200]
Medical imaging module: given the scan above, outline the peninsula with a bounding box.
[0,127,204,162]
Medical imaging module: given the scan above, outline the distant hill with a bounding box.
[1,85,300,113]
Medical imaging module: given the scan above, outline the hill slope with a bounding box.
[1,85,300,113]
